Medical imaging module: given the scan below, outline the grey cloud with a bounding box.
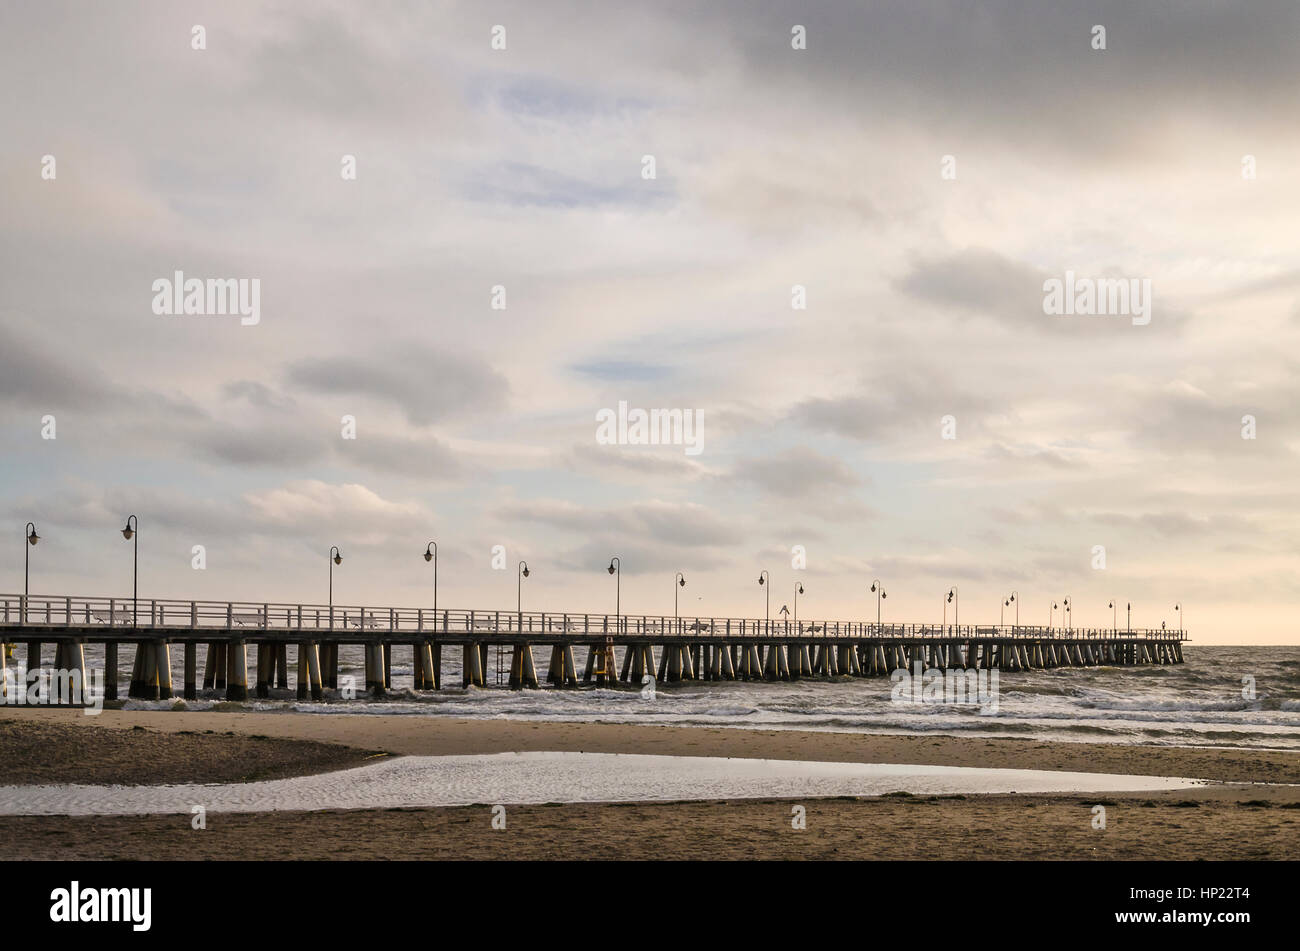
[222,380,297,411]
[497,498,742,553]
[894,248,1046,322]
[732,446,861,497]
[789,372,993,443]
[0,322,118,410]
[983,443,1078,470]
[565,443,709,482]
[287,346,508,426]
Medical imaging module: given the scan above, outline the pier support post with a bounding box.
[143,640,160,700]
[370,644,388,696]
[666,644,683,682]
[156,642,172,700]
[788,642,805,679]
[462,643,484,688]
[127,643,143,698]
[225,640,248,701]
[419,641,437,690]
[104,642,118,700]
[297,643,309,700]
[625,644,652,687]
[255,644,272,698]
[509,644,540,689]
[718,643,735,679]
[762,643,783,681]
[184,642,197,700]
[305,642,323,701]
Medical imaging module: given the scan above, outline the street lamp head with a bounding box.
[608,563,615,575]
[424,550,432,562]
[870,582,877,592]
[522,566,530,578]
[758,575,765,586]
[796,583,804,595]
[1009,592,1015,602]
[678,575,685,587]
[881,591,886,599]
[333,553,342,565]
[947,591,953,603]
[121,524,134,540]
[26,525,39,546]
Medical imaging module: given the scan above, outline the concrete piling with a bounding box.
[256,644,272,698]
[156,642,172,700]
[304,642,323,701]
[462,643,484,687]
[104,643,118,700]
[225,640,248,701]
[509,643,540,689]
[184,642,197,700]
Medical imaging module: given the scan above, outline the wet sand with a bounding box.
[6,707,1299,783]
[0,715,382,785]
[1,708,1297,860]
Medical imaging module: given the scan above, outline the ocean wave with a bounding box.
[1079,698,1258,713]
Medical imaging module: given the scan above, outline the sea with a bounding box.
[25,643,1300,752]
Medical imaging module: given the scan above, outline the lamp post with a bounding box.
[870,579,885,629]
[23,522,39,623]
[328,546,342,629]
[423,542,438,620]
[1108,600,1117,634]
[1050,600,1058,631]
[674,572,685,630]
[1127,601,1132,633]
[1174,602,1182,634]
[121,516,139,629]
[946,586,958,633]
[607,557,620,634]
[1063,596,1072,632]
[794,582,804,628]
[1006,591,1018,630]
[517,561,530,617]
[758,570,770,635]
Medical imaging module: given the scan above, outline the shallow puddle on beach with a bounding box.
[0,752,1210,816]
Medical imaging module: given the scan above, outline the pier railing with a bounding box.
[0,593,1187,641]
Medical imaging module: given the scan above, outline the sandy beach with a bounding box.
[2,708,1297,860]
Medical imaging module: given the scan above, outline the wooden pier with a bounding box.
[0,593,1187,702]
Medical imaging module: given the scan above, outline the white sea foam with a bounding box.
[0,752,1208,816]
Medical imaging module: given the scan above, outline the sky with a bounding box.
[2,1,1299,643]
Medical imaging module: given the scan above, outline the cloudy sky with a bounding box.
[3,1,1298,643]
